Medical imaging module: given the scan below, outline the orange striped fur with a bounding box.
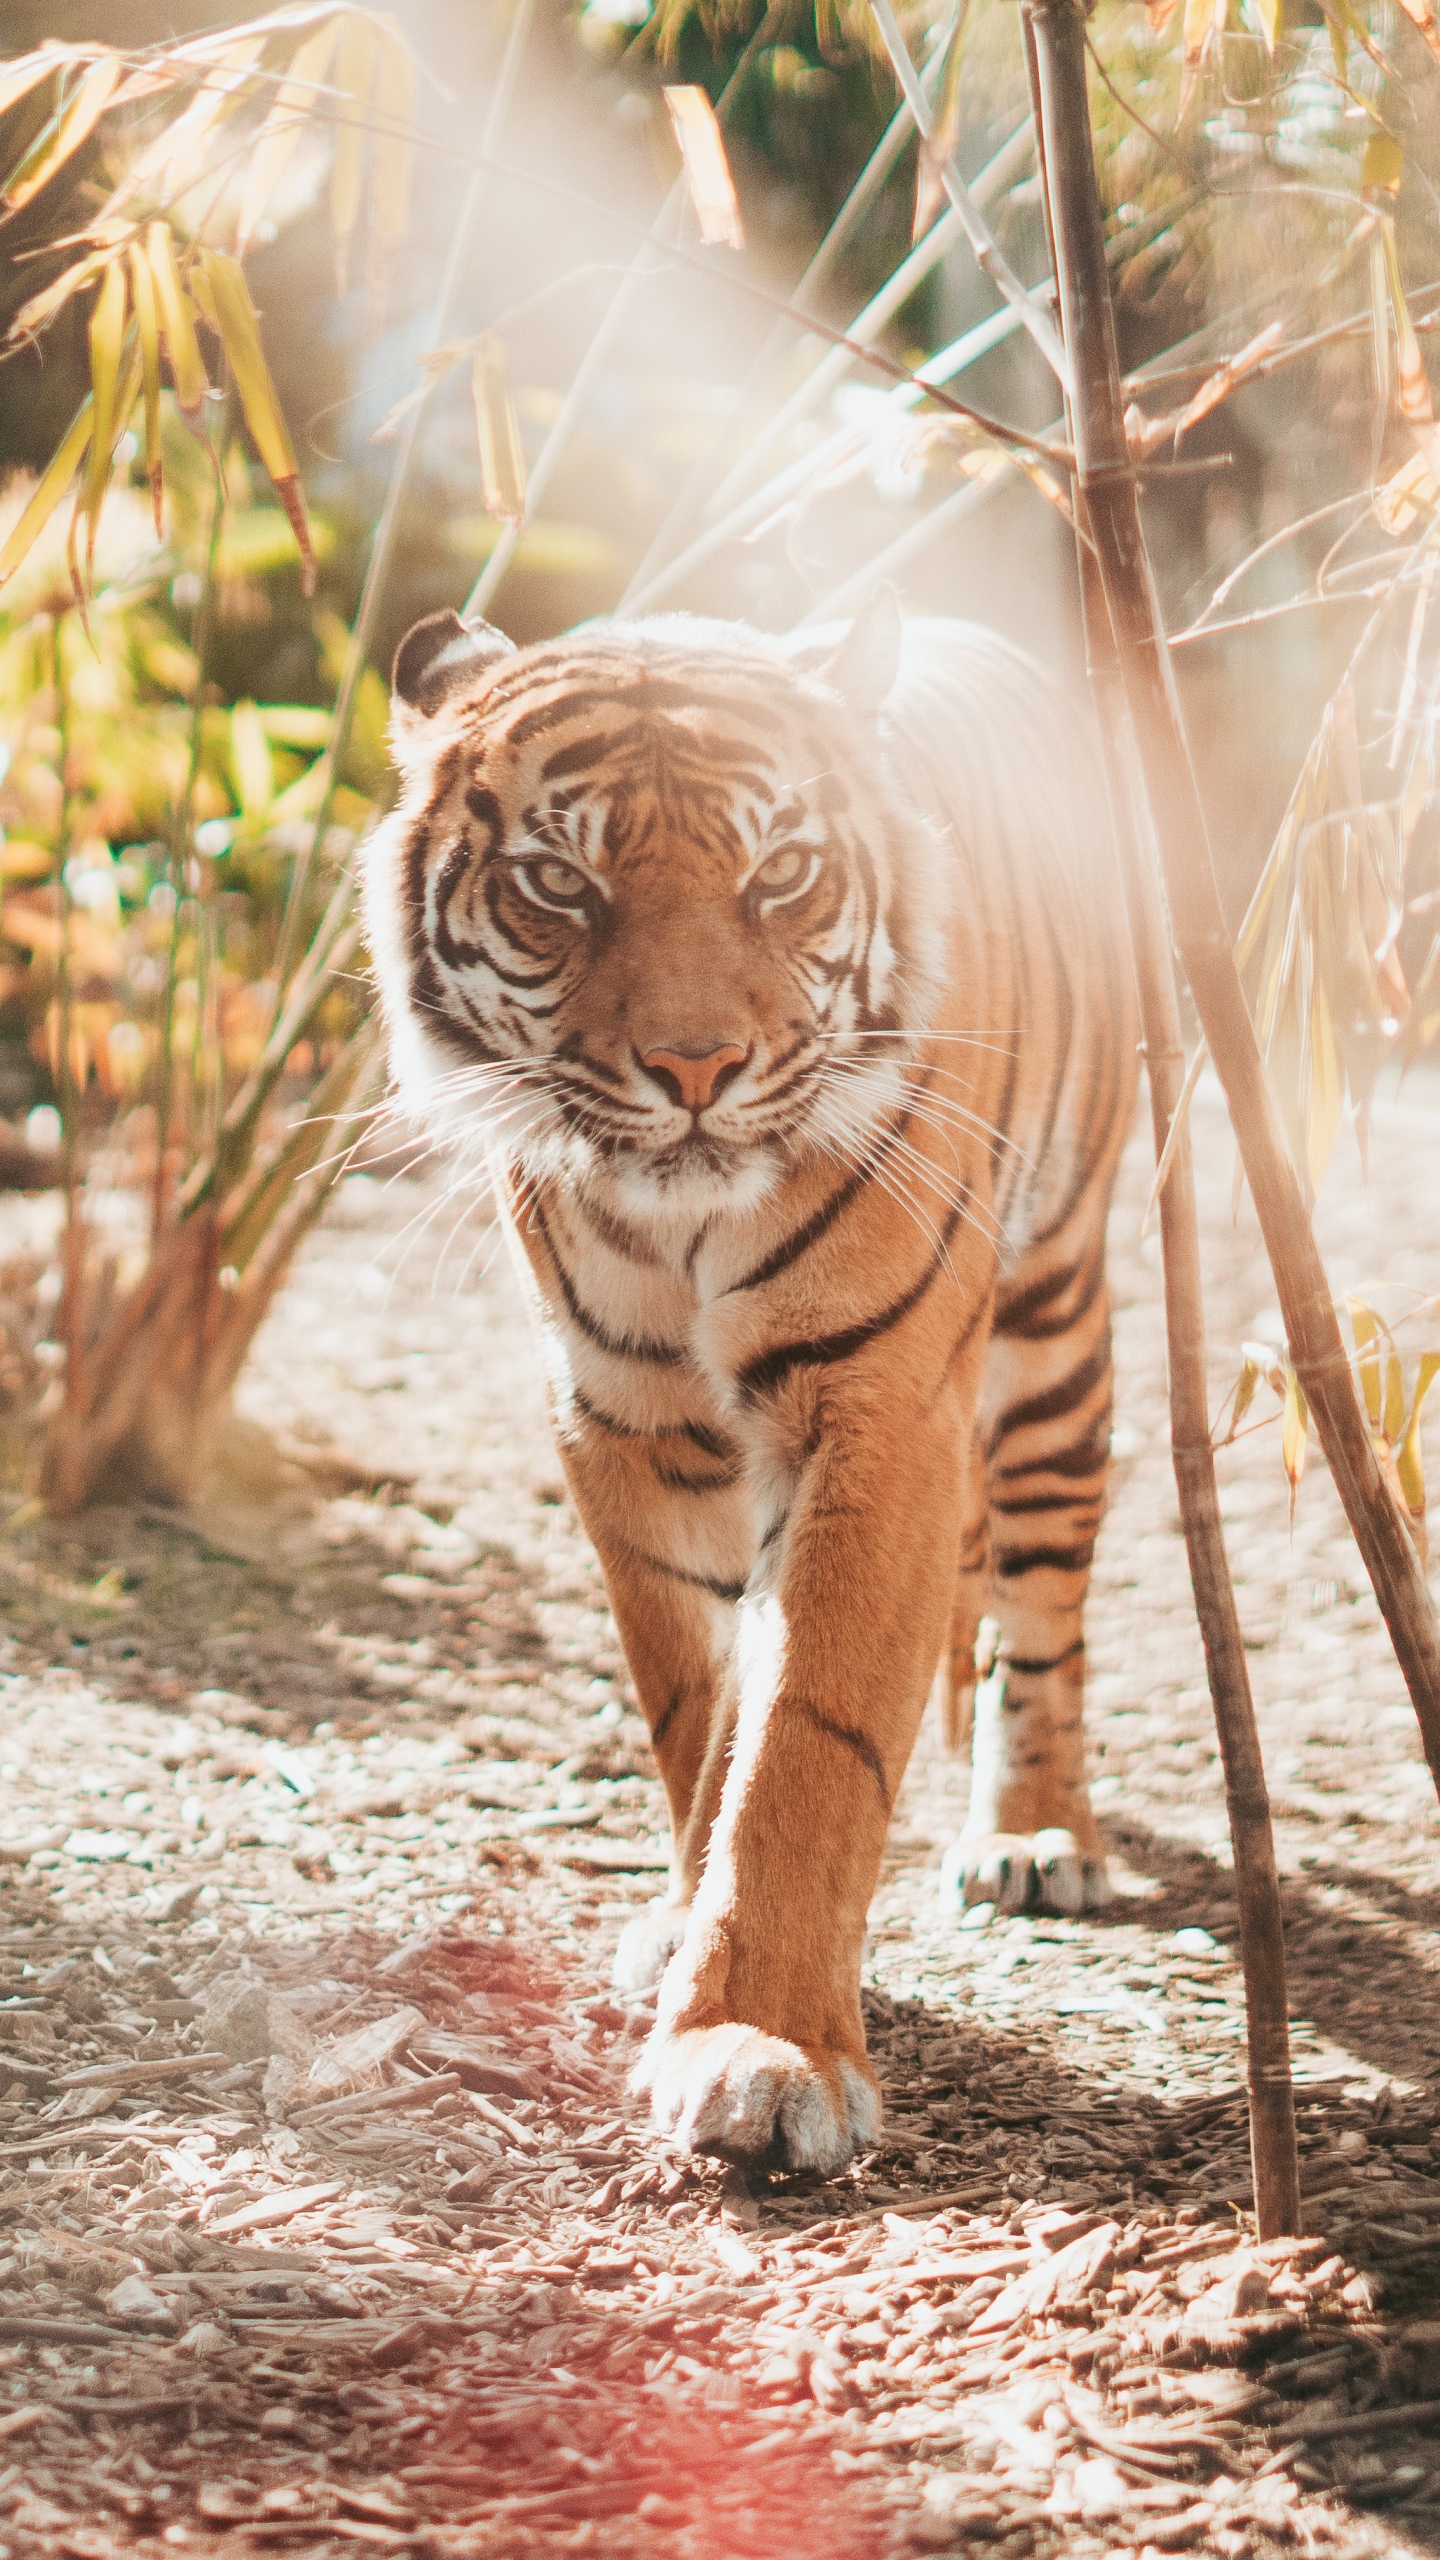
[365,594,1138,2171]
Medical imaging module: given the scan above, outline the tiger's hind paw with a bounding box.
[632,2021,881,2173]
[940,1826,1111,1916]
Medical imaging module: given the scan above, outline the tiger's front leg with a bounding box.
[632,1397,963,2173]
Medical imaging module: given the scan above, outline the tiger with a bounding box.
[363,588,1138,2174]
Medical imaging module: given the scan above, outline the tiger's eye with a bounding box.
[756,847,807,892]
[534,861,585,902]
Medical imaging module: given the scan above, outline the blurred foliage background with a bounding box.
[0,0,1437,1281]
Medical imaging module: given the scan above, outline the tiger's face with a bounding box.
[366,599,947,1223]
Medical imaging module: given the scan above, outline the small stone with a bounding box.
[178,2321,232,2356]
[102,2273,172,2326]
[1171,1928,1220,1956]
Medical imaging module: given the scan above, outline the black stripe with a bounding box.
[739,1200,963,1402]
[569,1391,736,1457]
[1003,1641,1085,1676]
[651,1460,741,1494]
[798,1704,890,1812]
[991,1421,1111,1488]
[640,1554,746,1602]
[534,1204,686,1369]
[996,1252,1105,1342]
[989,1339,1111,1444]
[651,1689,682,1750]
[726,1108,914,1297]
[994,1544,1095,1579]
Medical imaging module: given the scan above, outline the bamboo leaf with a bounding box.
[1347,1296,1383,1427]
[1178,0,1224,115]
[229,699,275,817]
[2,52,121,211]
[0,397,93,587]
[1282,1365,1308,1523]
[129,241,164,537]
[1253,0,1282,51]
[145,222,209,421]
[8,243,123,344]
[236,19,338,258]
[81,258,128,576]
[663,85,745,250]
[330,11,375,299]
[369,15,415,322]
[1361,129,1403,198]
[1380,219,1433,426]
[99,33,266,226]
[195,248,316,595]
[0,50,74,129]
[472,339,527,528]
[1397,1353,1440,1519]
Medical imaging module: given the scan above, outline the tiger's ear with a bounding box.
[790,583,904,714]
[390,610,516,760]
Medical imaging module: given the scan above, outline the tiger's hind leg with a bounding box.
[948,1235,1115,1916]
[939,1427,991,1757]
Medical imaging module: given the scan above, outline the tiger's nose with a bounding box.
[639,1044,749,1114]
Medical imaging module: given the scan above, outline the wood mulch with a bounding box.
[0,1084,1436,2558]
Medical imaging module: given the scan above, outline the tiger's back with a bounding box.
[367,594,1136,2171]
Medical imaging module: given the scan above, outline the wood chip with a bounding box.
[208,2180,345,2234]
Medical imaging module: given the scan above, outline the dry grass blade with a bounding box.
[663,85,745,250]
[2,51,121,212]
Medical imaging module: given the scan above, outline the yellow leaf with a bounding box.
[100,32,265,225]
[7,243,123,345]
[259,704,331,749]
[0,50,73,127]
[1347,1297,1383,1427]
[1361,129,1404,197]
[0,398,93,588]
[1282,1365,1308,1523]
[229,699,275,818]
[145,221,208,421]
[1397,1352,1440,1519]
[472,339,527,529]
[663,85,745,250]
[2,52,121,211]
[129,241,164,537]
[81,258,128,576]
[369,16,415,323]
[330,12,375,300]
[195,249,317,596]
[1253,0,1282,49]
[236,19,338,258]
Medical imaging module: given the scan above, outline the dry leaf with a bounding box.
[663,85,745,250]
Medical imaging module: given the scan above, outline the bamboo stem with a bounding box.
[1018,10,1298,2239]
[1023,0,1440,1814]
[1082,534,1299,2237]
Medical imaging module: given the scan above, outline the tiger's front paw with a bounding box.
[612,1897,687,1995]
[632,2020,881,2173]
[941,1826,1111,1916]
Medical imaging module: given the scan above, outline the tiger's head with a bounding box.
[364,593,949,1224]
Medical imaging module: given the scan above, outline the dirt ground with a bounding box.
[0,1075,1436,2560]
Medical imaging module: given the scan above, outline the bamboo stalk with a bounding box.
[1082,532,1299,2236]
[1023,10,1440,1804]
[1016,11,1297,2238]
